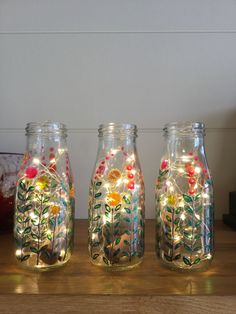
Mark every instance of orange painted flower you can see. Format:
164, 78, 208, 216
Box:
51, 205, 60, 215
107, 192, 121, 207
36, 175, 49, 190
108, 168, 121, 183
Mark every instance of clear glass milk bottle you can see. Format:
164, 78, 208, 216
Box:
156, 122, 214, 271
14, 122, 75, 270
88, 123, 145, 270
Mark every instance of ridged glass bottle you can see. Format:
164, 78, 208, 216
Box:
156, 122, 214, 271
14, 122, 75, 270
88, 123, 145, 270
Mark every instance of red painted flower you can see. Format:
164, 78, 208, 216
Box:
160, 159, 168, 170
25, 167, 38, 179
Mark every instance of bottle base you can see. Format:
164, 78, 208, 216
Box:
90, 256, 143, 271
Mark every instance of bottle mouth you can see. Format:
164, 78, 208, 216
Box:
98, 123, 137, 138
163, 121, 205, 137
26, 121, 67, 136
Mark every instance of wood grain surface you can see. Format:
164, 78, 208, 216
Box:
0, 220, 236, 313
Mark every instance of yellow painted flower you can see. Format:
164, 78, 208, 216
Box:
70, 184, 75, 198
107, 192, 121, 207
51, 205, 60, 216
108, 168, 121, 183
36, 176, 49, 190
167, 194, 178, 206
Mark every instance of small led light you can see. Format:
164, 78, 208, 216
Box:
178, 168, 184, 174
180, 213, 186, 221
195, 167, 201, 174
15, 249, 22, 256
33, 158, 40, 165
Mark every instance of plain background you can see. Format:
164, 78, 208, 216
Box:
0, 0, 236, 219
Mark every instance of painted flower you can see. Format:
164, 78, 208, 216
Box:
70, 184, 75, 198
160, 159, 168, 170
108, 168, 121, 183
36, 175, 49, 190
51, 205, 61, 216
107, 192, 121, 207
167, 194, 178, 206
25, 166, 38, 179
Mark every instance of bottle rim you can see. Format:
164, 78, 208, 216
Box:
25, 121, 67, 136
163, 121, 205, 136
98, 123, 137, 137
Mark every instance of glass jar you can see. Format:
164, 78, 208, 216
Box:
14, 122, 75, 270
88, 123, 145, 270
156, 122, 214, 271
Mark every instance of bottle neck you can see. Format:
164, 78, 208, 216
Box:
98, 135, 136, 154
26, 134, 68, 155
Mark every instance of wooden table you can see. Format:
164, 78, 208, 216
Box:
0, 220, 236, 313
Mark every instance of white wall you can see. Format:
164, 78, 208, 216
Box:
1, 0, 236, 219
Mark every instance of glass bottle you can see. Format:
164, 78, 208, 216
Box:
156, 122, 214, 271
14, 122, 75, 270
88, 123, 145, 270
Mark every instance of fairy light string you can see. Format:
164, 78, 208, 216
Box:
89, 145, 144, 267
156, 149, 213, 268
15, 145, 74, 267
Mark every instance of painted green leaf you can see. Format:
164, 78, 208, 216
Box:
183, 194, 193, 203
95, 192, 102, 198
56, 232, 64, 239
95, 181, 102, 187
43, 196, 50, 203
58, 216, 63, 224
184, 205, 193, 214
206, 179, 212, 186
124, 229, 131, 235
17, 192, 24, 201
24, 217, 30, 223
93, 215, 101, 221
16, 216, 23, 223
94, 204, 101, 209
174, 254, 181, 260
184, 243, 192, 252
103, 256, 109, 265
31, 233, 39, 240
166, 207, 172, 213
42, 206, 50, 214
194, 234, 202, 240
113, 248, 121, 257
175, 207, 182, 214
194, 246, 201, 252
114, 212, 121, 219
124, 207, 131, 214
165, 225, 171, 233
47, 234, 52, 241
17, 205, 24, 213
92, 253, 99, 259
19, 181, 26, 191
115, 238, 121, 245
166, 215, 172, 222
196, 205, 203, 212
24, 204, 32, 212
123, 251, 129, 257
41, 218, 47, 224
105, 204, 111, 212
159, 169, 168, 177
123, 217, 131, 223
114, 229, 119, 236
49, 218, 55, 227
175, 226, 181, 232
184, 232, 192, 239
26, 194, 33, 201
174, 217, 180, 225
27, 186, 35, 192
194, 193, 201, 201
134, 216, 138, 222
164, 254, 172, 262
21, 255, 30, 262
124, 240, 130, 246
123, 195, 131, 204
115, 204, 122, 211
183, 256, 192, 266
166, 242, 173, 249
195, 221, 202, 227
93, 227, 101, 233
24, 226, 31, 234
106, 221, 111, 228
194, 257, 201, 264
175, 242, 182, 250
22, 241, 31, 248
30, 247, 38, 254
114, 221, 120, 228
